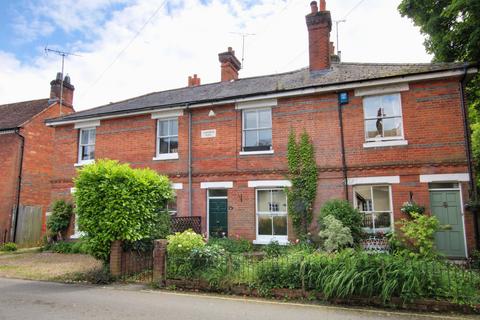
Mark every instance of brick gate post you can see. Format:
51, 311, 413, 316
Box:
110, 240, 122, 277
152, 239, 168, 286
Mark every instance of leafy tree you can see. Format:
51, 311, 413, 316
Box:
47, 199, 74, 241
398, 0, 480, 189
286, 130, 318, 239
74, 159, 173, 263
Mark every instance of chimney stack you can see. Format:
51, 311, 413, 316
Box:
218, 47, 241, 82
305, 1, 332, 72
49, 72, 75, 107
188, 74, 201, 87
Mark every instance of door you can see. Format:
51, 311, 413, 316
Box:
208, 190, 228, 238
429, 190, 466, 258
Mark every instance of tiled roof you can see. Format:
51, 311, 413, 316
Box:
47, 61, 468, 123
0, 98, 50, 130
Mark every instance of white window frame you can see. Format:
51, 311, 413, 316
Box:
154, 118, 179, 160
76, 127, 96, 166
254, 188, 288, 245
353, 184, 394, 235
363, 93, 406, 145
241, 107, 273, 154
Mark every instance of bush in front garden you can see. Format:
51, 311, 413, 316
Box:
74, 159, 173, 263
0, 242, 17, 252
255, 250, 480, 304
167, 230, 206, 278
47, 199, 74, 242
318, 199, 364, 244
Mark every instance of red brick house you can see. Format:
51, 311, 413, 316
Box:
46, 1, 478, 258
0, 74, 74, 245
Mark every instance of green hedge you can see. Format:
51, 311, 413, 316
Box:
74, 159, 173, 262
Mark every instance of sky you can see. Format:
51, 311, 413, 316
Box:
0, 0, 432, 111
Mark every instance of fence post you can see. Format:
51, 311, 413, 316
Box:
110, 240, 122, 277
153, 239, 168, 286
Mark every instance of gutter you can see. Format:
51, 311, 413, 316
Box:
12, 128, 25, 243
459, 63, 479, 249
45, 67, 479, 127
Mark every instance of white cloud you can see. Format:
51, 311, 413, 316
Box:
0, 0, 432, 111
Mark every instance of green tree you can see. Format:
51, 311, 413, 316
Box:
286, 130, 318, 239
74, 159, 173, 263
398, 0, 480, 189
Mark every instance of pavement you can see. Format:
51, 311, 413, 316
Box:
0, 278, 476, 320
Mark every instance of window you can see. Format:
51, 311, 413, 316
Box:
256, 189, 287, 242
78, 128, 95, 163
242, 108, 272, 152
166, 196, 177, 216
156, 118, 178, 157
353, 185, 392, 234
363, 93, 403, 142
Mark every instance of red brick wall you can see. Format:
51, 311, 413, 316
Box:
0, 133, 21, 243
50, 77, 475, 253
20, 103, 74, 235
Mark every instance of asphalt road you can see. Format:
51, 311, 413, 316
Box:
0, 278, 475, 320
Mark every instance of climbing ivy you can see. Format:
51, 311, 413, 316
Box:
286, 130, 318, 239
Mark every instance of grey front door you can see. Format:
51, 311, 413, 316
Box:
429, 190, 466, 258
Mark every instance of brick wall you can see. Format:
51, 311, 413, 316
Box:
0, 133, 21, 243
50, 77, 475, 253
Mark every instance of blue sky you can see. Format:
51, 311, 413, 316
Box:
0, 0, 431, 110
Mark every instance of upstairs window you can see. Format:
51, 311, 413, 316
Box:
363, 93, 403, 142
157, 118, 178, 156
78, 128, 95, 164
242, 108, 272, 152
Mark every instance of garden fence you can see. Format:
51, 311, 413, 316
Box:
171, 216, 202, 234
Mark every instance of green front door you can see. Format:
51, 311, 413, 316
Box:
429, 190, 466, 258
208, 192, 228, 238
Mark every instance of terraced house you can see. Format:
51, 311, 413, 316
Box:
46, 1, 478, 258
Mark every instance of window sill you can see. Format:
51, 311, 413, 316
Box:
153, 153, 179, 161
253, 237, 289, 245
74, 160, 95, 167
363, 140, 408, 148
239, 150, 274, 156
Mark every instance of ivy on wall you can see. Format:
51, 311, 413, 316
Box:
286, 130, 318, 239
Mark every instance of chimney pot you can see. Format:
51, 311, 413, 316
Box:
319, 0, 326, 11
188, 74, 201, 87
49, 73, 75, 106
310, 1, 318, 13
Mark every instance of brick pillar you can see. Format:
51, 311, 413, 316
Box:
110, 240, 122, 277
153, 239, 168, 286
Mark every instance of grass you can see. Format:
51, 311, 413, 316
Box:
0, 251, 103, 282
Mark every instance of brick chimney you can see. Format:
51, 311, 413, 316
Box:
218, 47, 241, 82
188, 74, 201, 87
305, 0, 332, 71
49, 72, 75, 106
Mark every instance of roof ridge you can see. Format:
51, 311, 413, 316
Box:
0, 98, 49, 109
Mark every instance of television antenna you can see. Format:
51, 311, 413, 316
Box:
229, 32, 256, 69
45, 47, 81, 115
334, 20, 346, 59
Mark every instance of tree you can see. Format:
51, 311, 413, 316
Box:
286, 130, 318, 239
399, 0, 480, 190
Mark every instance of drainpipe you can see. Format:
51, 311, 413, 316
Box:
13, 128, 25, 243
187, 105, 193, 217
459, 63, 479, 249
337, 97, 349, 201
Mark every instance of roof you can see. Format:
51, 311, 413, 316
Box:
47, 61, 471, 124
0, 98, 50, 130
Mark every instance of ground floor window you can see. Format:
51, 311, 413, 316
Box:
167, 196, 177, 216
256, 188, 288, 243
353, 185, 392, 234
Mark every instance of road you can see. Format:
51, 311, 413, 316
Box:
0, 278, 474, 320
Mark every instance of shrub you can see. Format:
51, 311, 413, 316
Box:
400, 201, 425, 217
166, 230, 205, 278
42, 240, 89, 254
395, 212, 440, 258
47, 199, 73, 241
262, 240, 286, 257
74, 159, 173, 263
318, 199, 363, 243
318, 215, 353, 252
0, 242, 17, 252
207, 237, 253, 254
